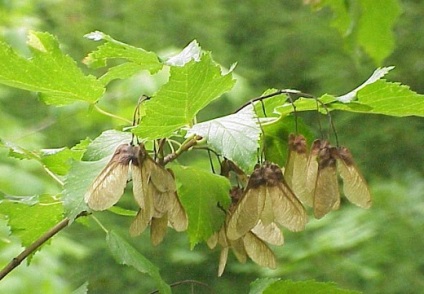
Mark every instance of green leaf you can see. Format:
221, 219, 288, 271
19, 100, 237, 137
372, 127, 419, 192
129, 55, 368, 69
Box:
313, 0, 400, 64
83, 130, 132, 161
63, 158, 109, 221
330, 80, 424, 117
337, 66, 395, 103
84, 31, 162, 84
261, 279, 361, 294
40, 147, 85, 176
0, 31, 104, 105
187, 105, 260, 172
356, 0, 401, 64
0, 194, 63, 255
249, 278, 280, 294
106, 231, 171, 294
262, 116, 314, 167
64, 130, 134, 221
171, 165, 231, 248
133, 53, 236, 140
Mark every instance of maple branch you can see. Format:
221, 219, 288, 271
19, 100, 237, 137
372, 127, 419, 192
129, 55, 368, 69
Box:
0, 212, 88, 281
163, 135, 201, 165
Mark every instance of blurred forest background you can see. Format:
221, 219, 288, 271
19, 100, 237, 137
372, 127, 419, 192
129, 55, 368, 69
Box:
0, 0, 424, 293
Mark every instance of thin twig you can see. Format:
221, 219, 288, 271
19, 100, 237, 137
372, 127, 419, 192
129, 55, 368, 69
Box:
163, 136, 201, 165
0, 212, 88, 281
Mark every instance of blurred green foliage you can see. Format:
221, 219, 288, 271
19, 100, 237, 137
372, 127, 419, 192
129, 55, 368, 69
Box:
0, 0, 423, 293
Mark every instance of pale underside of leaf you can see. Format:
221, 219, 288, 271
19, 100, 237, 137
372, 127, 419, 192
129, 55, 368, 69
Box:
313, 165, 340, 219
84, 162, 129, 211
187, 105, 261, 172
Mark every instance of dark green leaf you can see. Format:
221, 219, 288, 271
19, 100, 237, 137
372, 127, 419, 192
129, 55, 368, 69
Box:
171, 165, 231, 248
106, 231, 171, 294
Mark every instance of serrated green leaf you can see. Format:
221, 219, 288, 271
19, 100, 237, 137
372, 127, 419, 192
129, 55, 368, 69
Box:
0, 140, 39, 161
63, 158, 109, 221
330, 80, 424, 117
262, 279, 361, 294
249, 278, 280, 294
0, 31, 104, 106
83, 130, 132, 161
171, 165, 231, 248
0, 194, 63, 254
187, 105, 260, 173
84, 31, 162, 83
133, 53, 235, 140
40, 147, 85, 176
106, 231, 171, 294
337, 66, 395, 103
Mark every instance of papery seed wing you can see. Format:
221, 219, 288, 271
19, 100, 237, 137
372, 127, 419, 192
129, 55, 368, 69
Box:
284, 134, 309, 204
259, 186, 275, 226
84, 144, 135, 211
150, 214, 168, 246
168, 192, 188, 232
242, 232, 277, 269
226, 187, 266, 240
207, 232, 219, 249
129, 209, 150, 237
269, 182, 307, 232
218, 247, 229, 277
336, 147, 372, 208
304, 140, 324, 207
229, 238, 247, 264
313, 148, 340, 219
132, 164, 155, 222
149, 160, 176, 193
251, 220, 284, 246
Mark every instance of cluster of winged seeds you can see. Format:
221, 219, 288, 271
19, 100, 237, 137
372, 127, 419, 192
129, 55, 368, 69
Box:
208, 134, 371, 275
84, 134, 371, 276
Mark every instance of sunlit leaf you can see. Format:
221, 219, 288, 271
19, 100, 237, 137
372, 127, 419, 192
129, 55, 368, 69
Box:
40, 147, 85, 176
83, 130, 132, 161
84, 31, 162, 82
187, 105, 260, 172
0, 194, 63, 258
106, 231, 171, 294
133, 53, 235, 140
337, 66, 395, 103
0, 31, 104, 105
